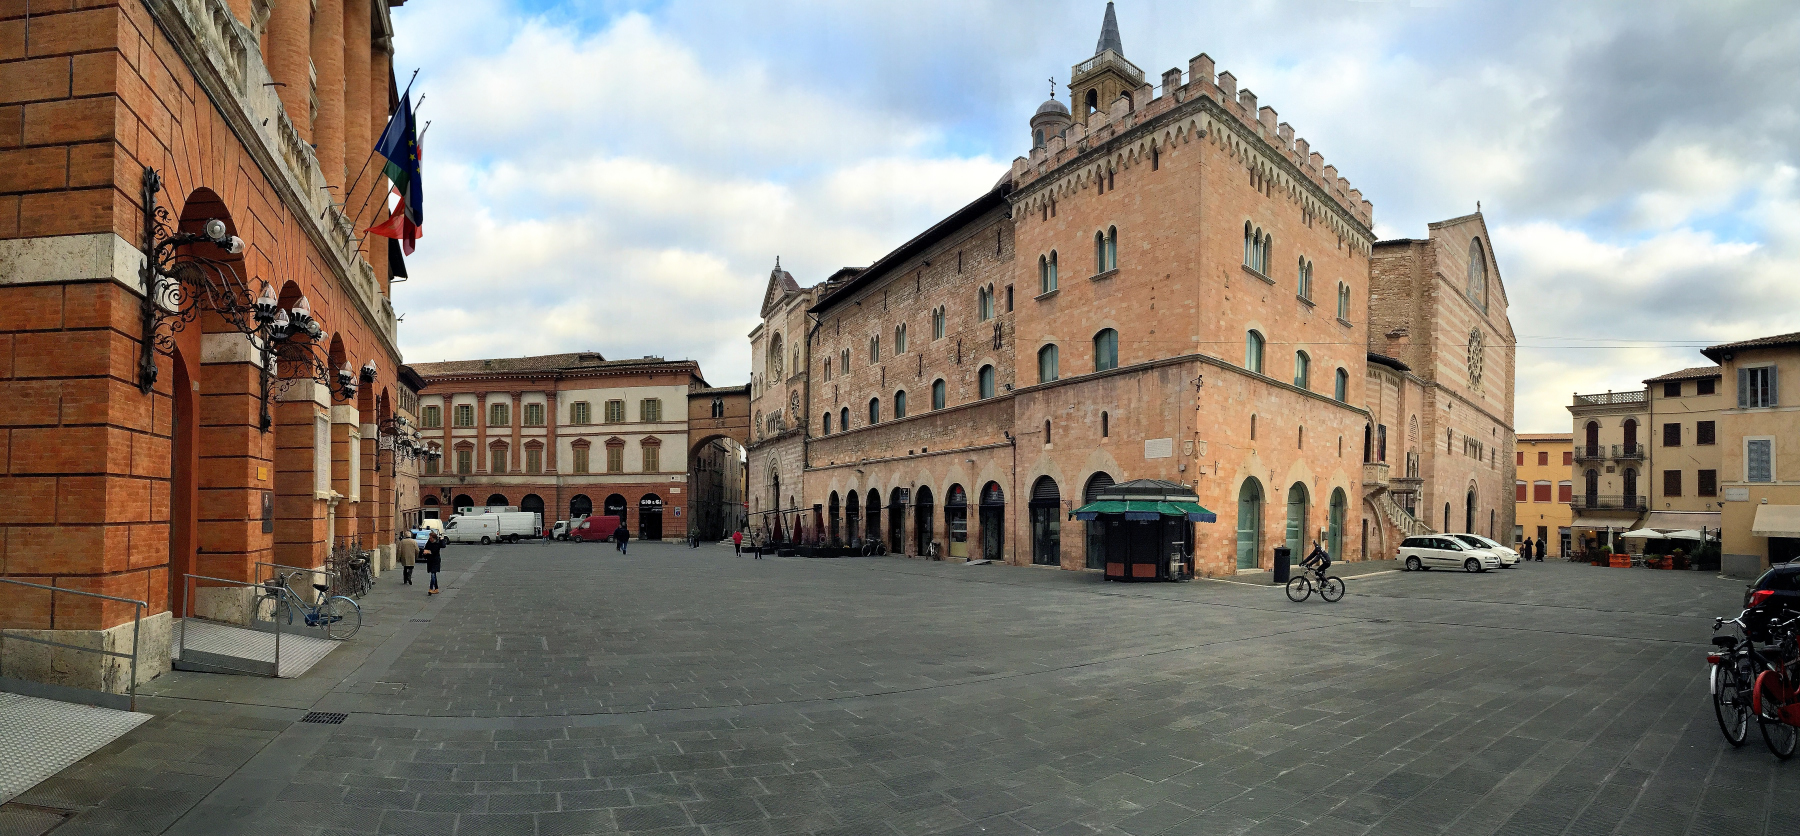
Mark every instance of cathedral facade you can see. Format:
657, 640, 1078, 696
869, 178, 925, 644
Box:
745, 5, 1515, 573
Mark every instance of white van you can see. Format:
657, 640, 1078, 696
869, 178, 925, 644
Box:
1399, 535, 1502, 573
444, 512, 542, 544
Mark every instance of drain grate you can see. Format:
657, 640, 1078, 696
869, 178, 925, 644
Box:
0, 803, 73, 836
1367, 618, 1391, 624
410, 618, 432, 622
299, 712, 348, 725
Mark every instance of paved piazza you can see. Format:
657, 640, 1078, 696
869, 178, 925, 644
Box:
15, 543, 1792, 836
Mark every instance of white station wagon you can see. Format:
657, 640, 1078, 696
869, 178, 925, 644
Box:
1399, 535, 1503, 573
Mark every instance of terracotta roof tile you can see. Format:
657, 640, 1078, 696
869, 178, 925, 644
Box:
1703, 331, 1800, 361
1643, 365, 1722, 383
410, 353, 694, 378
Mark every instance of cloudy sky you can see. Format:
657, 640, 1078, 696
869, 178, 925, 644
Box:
388, 0, 1800, 433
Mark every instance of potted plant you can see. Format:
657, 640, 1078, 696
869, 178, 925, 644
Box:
1671, 548, 1688, 571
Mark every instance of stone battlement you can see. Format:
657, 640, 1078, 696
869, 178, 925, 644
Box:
1013, 53, 1373, 233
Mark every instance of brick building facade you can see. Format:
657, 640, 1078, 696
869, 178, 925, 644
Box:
745, 5, 1516, 574
2, 0, 413, 690
411, 354, 748, 542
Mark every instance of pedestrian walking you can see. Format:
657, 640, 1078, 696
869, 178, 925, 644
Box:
397, 529, 419, 585
1536, 536, 1546, 561
1520, 539, 1533, 562
732, 530, 743, 556
614, 524, 630, 554
424, 531, 444, 595
753, 532, 763, 560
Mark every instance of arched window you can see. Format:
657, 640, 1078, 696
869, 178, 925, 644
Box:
1245, 330, 1265, 374
1328, 489, 1346, 560
932, 306, 946, 339
1044, 419, 1052, 444
711, 397, 723, 418
840, 406, 849, 431
1297, 257, 1312, 300
1040, 251, 1059, 294
1033, 128, 1044, 148
1095, 231, 1107, 275
1293, 351, 1310, 390
839, 348, 850, 375
1038, 344, 1059, 383
1261, 233, 1272, 274
868, 398, 880, 425
869, 335, 879, 363
893, 390, 907, 419
1101, 411, 1109, 437
1285, 482, 1310, 560
1337, 282, 1350, 319
1243, 222, 1255, 268
1105, 226, 1117, 271
1084, 88, 1098, 115
978, 285, 995, 321
979, 365, 996, 399
894, 323, 907, 355
1468, 238, 1488, 311
931, 379, 946, 410
1094, 329, 1118, 371
822, 412, 832, 434
1236, 478, 1263, 569
1334, 368, 1348, 402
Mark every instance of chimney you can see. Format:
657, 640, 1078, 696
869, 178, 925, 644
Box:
1189, 54, 1215, 91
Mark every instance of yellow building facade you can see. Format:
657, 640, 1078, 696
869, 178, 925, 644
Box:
1514, 433, 1572, 556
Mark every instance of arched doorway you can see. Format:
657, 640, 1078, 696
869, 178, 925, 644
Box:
1328, 489, 1347, 559
945, 485, 968, 558
519, 494, 544, 521
914, 486, 934, 556
485, 493, 509, 508
980, 482, 1005, 561
604, 493, 627, 524
1584, 421, 1599, 457
888, 488, 907, 554
1082, 472, 1115, 569
422, 495, 440, 507
639, 494, 664, 540
828, 492, 841, 544
569, 494, 592, 519
453, 494, 474, 513
866, 489, 881, 545
1030, 476, 1061, 566
1623, 419, 1638, 455
1236, 479, 1263, 569
1465, 487, 1476, 533
1285, 482, 1310, 559
846, 490, 861, 546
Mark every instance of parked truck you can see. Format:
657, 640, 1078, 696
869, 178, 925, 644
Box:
443, 511, 543, 544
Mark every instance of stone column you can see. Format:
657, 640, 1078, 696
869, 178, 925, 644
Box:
312, 0, 347, 187
343, 0, 374, 234
476, 394, 489, 472
545, 391, 560, 473
275, 383, 331, 571
266, 0, 313, 142
331, 404, 362, 543
510, 391, 523, 471
197, 333, 276, 588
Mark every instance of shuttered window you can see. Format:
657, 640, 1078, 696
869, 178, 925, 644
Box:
1698, 470, 1718, 497
1664, 470, 1682, 497
1663, 423, 1680, 447
1748, 440, 1773, 482
1697, 421, 1715, 445
1740, 366, 1777, 408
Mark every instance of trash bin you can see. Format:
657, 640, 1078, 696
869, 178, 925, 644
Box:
1273, 546, 1291, 584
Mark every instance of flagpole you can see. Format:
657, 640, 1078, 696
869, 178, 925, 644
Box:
351, 115, 429, 251
343, 73, 422, 224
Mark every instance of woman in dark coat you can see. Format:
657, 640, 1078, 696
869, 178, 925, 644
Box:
424, 532, 445, 594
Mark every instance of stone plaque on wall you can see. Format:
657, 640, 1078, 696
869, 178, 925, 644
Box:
1144, 438, 1173, 459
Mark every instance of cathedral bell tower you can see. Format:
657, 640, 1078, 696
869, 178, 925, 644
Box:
1070, 2, 1145, 124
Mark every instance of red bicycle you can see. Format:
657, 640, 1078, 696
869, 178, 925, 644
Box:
1751, 614, 1800, 759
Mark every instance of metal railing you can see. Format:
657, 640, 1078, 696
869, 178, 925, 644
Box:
0, 578, 145, 711
1614, 443, 1646, 460
1570, 494, 1647, 512
254, 562, 336, 609
1573, 444, 1606, 460
179, 573, 288, 678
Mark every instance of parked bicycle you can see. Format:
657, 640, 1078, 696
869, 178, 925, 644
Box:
1710, 608, 1800, 757
1752, 613, 1800, 759
257, 571, 362, 640
1710, 610, 1769, 747
1286, 542, 1345, 603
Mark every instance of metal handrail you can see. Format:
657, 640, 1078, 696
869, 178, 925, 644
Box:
0, 578, 145, 711
180, 573, 289, 678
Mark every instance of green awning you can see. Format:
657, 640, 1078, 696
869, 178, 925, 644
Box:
1071, 499, 1216, 523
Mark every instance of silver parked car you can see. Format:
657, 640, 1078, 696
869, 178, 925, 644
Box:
1449, 534, 1520, 567
1399, 535, 1502, 573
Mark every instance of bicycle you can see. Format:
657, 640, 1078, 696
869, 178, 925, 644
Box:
1709, 610, 1772, 747
860, 539, 886, 557
1751, 613, 1800, 759
1285, 543, 1345, 603
257, 571, 362, 640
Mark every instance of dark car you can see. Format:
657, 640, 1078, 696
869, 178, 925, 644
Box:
1744, 563, 1800, 612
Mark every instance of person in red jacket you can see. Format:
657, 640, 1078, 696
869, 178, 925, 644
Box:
732, 530, 743, 556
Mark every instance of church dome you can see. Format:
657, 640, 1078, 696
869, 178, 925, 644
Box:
1035, 97, 1070, 117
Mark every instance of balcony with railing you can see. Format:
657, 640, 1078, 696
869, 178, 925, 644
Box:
1573, 390, 1647, 407
1389, 476, 1423, 495
1614, 443, 1646, 460
1362, 462, 1390, 489
1072, 49, 1144, 82
1570, 494, 1647, 512
1573, 444, 1607, 461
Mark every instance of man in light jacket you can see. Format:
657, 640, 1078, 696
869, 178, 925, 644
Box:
397, 530, 419, 585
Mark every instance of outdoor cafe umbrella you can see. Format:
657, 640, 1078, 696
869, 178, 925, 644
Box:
1664, 529, 1708, 540
1619, 528, 1669, 539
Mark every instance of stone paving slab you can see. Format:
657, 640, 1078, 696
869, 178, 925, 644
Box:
8, 544, 1786, 835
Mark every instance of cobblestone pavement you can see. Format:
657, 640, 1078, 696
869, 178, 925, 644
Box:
11, 543, 1791, 836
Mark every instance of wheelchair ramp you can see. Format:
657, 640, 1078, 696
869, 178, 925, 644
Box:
0, 692, 150, 804
171, 619, 338, 678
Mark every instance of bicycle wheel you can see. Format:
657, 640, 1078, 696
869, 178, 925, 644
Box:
318, 596, 362, 640
1755, 673, 1797, 760
1713, 660, 1751, 747
1285, 576, 1311, 602
1320, 576, 1346, 602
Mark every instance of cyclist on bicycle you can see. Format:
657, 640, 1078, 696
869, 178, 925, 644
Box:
1301, 541, 1331, 576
